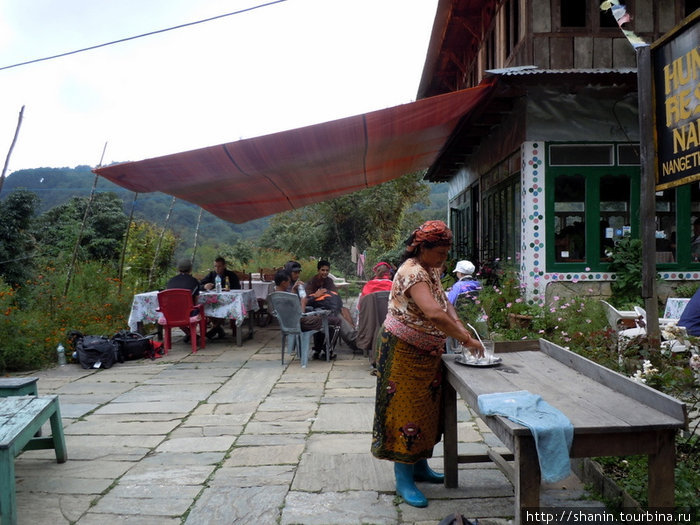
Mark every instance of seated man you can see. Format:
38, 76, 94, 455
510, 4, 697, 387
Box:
305, 260, 357, 353
166, 259, 200, 343
273, 270, 323, 332
275, 269, 336, 359
199, 256, 241, 339
678, 287, 700, 337
283, 260, 304, 296
447, 260, 482, 305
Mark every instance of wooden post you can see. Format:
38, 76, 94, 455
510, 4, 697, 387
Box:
636, 46, 660, 347
0, 106, 24, 195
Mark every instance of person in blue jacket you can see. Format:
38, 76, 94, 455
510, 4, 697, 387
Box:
678, 287, 700, 336
447, 260, 481, 305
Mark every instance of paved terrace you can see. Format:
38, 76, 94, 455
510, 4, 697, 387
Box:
10, 323, 604, 525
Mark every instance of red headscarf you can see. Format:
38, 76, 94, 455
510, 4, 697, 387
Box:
406, 220, 453, 253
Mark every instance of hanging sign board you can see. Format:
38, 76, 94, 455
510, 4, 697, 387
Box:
653, 11, 700, 191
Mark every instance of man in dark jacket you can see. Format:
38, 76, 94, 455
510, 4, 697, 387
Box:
166, 259, 200, 343
200, 256, 241, 291
199, 256, 241, 340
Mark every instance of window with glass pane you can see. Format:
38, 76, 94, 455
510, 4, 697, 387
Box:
691, 184, 700, 262
655, 188, 677, 263
554, 174, 586, 261
599, 174, 631, 262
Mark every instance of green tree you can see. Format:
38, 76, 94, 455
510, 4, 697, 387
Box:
123, 220, 177, 291
33, 192, 129, 262
260, 173, 430, 276
0, 190, 39, 287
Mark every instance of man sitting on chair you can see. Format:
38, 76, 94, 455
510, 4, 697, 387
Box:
273, 270, 322, 332
166, 259, 200, 343
199, 256, 241, 340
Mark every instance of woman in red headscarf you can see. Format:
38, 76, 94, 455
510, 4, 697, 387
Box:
358, 262, 394, 307
371, 220, 483, 508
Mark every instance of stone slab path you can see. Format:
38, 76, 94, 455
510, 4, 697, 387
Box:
9, 324, 604, 525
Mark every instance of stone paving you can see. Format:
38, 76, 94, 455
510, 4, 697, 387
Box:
8, 323, 603, 525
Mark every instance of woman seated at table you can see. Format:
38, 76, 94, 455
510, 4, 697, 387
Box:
199, 256, 241, 340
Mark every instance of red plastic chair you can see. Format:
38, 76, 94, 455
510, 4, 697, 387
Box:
156, 289, 206, 353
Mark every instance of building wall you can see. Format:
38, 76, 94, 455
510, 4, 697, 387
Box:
519, 141, 700, 303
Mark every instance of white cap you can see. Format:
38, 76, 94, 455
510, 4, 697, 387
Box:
453, 260, 475, 276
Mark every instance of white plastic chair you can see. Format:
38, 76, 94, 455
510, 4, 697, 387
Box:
268, 292, 329, 368
600, 300, 637, 331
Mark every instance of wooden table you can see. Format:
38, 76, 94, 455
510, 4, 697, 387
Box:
442, 339, 687, 523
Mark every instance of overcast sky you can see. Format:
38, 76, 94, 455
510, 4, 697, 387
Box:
1, 0, 438, 175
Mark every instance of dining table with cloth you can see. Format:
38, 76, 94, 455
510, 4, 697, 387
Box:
128, 289, 259, 346
242, 280, 275, 301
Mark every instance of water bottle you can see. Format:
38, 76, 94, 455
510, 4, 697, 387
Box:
297, 282, 306, 299
56, 343, 67, 366
215, 275, 222, 293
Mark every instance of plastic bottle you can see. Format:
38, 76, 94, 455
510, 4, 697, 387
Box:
297, 282, 306, 299
215, 275, 222, 293
57, 343, 67, 366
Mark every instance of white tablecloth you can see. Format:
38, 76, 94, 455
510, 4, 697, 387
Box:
242, 280, 275, 301
128, 289, 258, 332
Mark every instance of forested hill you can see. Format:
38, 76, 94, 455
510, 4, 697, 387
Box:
2, 166, 448, 244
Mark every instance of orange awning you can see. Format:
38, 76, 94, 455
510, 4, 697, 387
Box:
94, 79, 495, 224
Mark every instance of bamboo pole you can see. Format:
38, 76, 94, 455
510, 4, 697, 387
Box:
117, 192, 139, 294
191, 207, 204, 265
0, 105, 25, 195
147, 196, 176, 289
63, 142, 108, 297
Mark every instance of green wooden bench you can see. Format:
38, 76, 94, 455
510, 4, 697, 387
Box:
0, 395, 67, 525
0, 378, 39, 398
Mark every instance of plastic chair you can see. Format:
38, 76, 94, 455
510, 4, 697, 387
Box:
600, 300, 637, 331
356, 291, 389, 362
156, 289, 206, 354
268, 291, 329, 368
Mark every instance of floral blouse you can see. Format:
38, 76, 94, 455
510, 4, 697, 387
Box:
388, 258, 449, 338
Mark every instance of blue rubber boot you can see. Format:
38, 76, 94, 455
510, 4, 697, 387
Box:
394, 462, 428, 507
413, 458, 445, 483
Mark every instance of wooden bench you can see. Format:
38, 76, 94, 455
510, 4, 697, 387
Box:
0, 378, 39, 398
442, 339, 687, 524
0, 396, 67, 525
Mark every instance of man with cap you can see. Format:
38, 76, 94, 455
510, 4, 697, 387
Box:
447, 260, 482, 305
166, 259, 201, 343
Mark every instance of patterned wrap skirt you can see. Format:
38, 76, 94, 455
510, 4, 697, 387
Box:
371, 327, 444, 463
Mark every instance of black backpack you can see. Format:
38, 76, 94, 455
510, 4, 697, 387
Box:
112, 330, 156, 361
73, 334, 120, 369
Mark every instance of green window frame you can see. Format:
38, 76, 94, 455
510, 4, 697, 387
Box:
546, 158, 641, 273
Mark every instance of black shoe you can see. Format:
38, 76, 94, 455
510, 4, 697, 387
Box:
312, 351, 321, 360
206, 328, 219, 340
183, 334, 191, 343
319, 351, 336, 361
217, 326, 226, 339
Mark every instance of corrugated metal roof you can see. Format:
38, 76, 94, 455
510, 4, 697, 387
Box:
484, 66, 637, 76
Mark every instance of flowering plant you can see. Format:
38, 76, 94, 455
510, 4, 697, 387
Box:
630, 359, 659, 384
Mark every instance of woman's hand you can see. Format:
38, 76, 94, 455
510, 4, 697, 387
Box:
461, 334, 484, 358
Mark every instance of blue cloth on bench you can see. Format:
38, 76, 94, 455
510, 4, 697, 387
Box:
478, 390, 573, 483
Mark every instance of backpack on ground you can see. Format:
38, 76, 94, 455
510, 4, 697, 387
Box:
112, 330, 156, 361
71, 333, 120, 369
